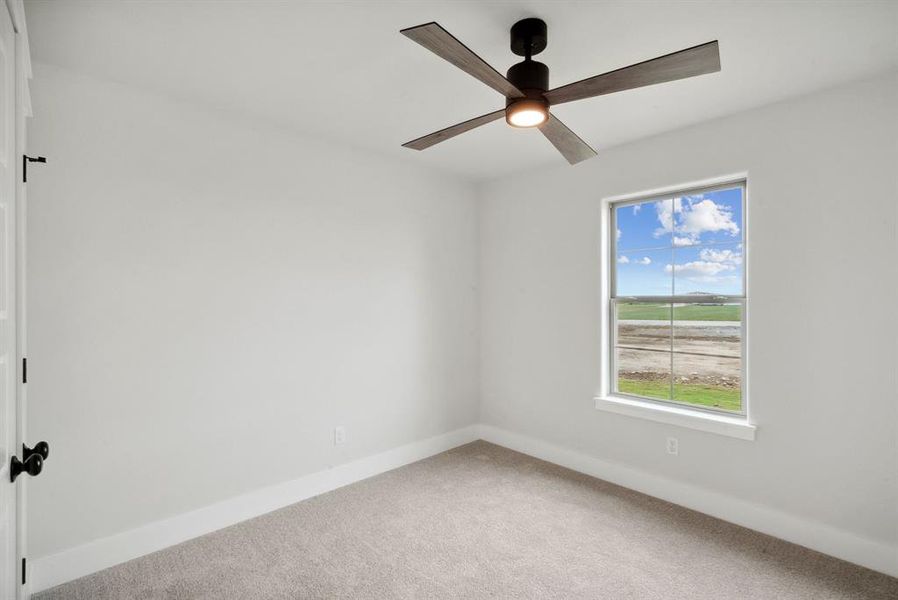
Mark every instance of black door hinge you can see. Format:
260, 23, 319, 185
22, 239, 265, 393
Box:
22, 357, 26, 384
23, 155, 46, 183
21, 557, 25, 585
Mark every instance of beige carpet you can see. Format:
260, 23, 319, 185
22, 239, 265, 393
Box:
37, 441, 898, 599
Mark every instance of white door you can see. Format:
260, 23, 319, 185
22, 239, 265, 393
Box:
0, 3, 17, 598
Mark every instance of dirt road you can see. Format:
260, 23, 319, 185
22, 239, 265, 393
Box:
616, 321, 741, 387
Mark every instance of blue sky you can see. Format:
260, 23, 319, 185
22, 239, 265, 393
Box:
615, 187, 743, 296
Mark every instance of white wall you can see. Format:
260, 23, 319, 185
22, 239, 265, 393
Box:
26, 63, 480, 559
479, 74, 898, 559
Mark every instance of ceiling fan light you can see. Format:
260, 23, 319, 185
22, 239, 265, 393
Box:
506, 99, 548, 128
509, 108, 547, 127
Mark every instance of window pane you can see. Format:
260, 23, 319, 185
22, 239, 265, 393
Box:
671, 242, 743, 297
672, 303, 742, 412
615, 198, 672, 251
615, 301, 671, 401
615, 248, 673, 297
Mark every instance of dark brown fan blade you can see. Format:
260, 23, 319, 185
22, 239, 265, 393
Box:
538, 113, 597, 165
401, 22, 524, 98
403, 109, 506, 150
545, 41, 720, 106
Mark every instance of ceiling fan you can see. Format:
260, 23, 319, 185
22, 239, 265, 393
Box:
400, 18, 720, 165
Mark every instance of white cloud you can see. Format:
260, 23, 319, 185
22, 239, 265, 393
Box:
679, 199, 739, 237
619, 255, 652, 265
616, 228, 622, 241
664, 247, 742, 284
664, 261, 735, 276
699, 248, 742, 264
654, 196, 739, 244
653, 198, 682, 238
632, 204, 641, 214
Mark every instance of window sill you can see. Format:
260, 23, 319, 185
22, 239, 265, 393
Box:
594, 395, 756, 441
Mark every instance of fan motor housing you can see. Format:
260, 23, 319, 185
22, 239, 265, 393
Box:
506, 60, 549, 94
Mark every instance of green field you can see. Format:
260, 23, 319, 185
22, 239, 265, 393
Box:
618, 379, 741, 411
618, 303, 740, 321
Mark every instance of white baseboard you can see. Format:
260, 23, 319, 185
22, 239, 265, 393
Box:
477, 423, 898, 578
30, 422, 897, 594
30, 425, 480, 594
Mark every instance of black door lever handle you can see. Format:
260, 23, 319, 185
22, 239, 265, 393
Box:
10, 454, 42, 482
24, 441, 49, 462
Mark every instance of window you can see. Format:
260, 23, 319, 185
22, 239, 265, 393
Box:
609, 181, 746, 415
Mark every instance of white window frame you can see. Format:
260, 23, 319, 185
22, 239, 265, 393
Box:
595, 174, 755, 440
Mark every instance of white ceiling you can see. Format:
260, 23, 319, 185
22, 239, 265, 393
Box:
24, 1, 898, 182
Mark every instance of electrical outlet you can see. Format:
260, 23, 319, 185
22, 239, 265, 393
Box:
666, 437, 678, 455
334, 426, 346, 445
